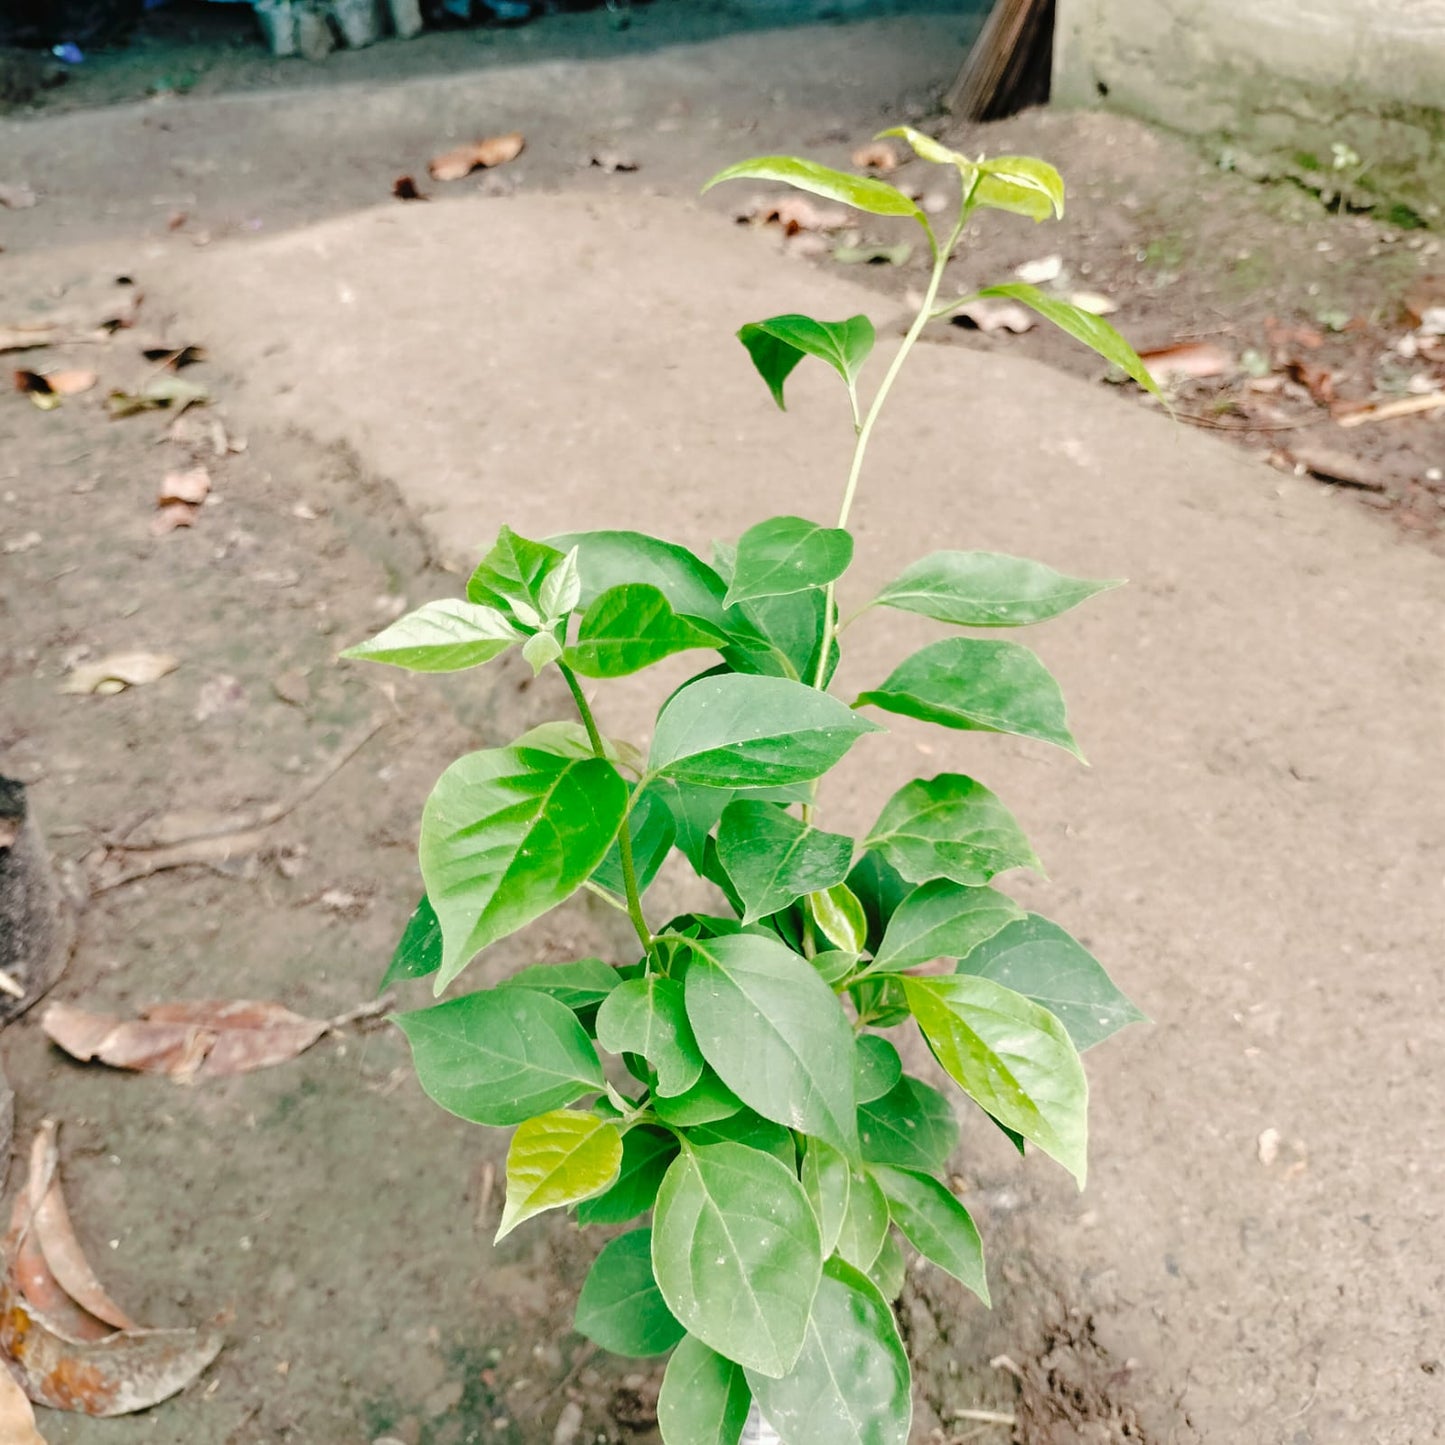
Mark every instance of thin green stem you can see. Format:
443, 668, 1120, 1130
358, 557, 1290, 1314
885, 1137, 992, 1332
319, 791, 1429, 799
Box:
560, 664, 653, 952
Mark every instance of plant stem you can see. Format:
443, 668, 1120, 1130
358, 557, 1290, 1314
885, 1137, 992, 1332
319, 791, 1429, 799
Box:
560, 664, 653, 952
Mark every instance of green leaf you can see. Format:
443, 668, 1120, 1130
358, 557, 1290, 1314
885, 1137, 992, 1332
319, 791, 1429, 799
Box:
877, 129, 1064, 221
684, 933, 859, 1156
808, 882, 868, 954
592, 784, 676, 897
872, 1165, 988, 1304
854, 1035, 902, 1105
730, 586, 835, 685
420, 746, 629, 987
849, 976, 910, 1029
652, 1067, 744, 1127
864, 774, 1040, 887
872, 551, 1121, 628
381, 894, 442, 988
564, 584, 723, 678
575, 1228, 685, 1357
867, 1229, 906, 1302
658, 1336, 752, 1445
956, 912, 1145, 1051
596, 977, 705, 1098
715, 801, 853, 924
855, 636, 1080, 758
904, 975, 1089, 1185
497, 1110, 622, 1241
811, 949, 859, 986
745, 1259, 911, 1445
521, 629, 562, 675
499, 957, 621, 1013
512, 720, 644, 773
847, 853, 911, 956
577, 1125, 679, 1225
651, 675, 880, 789
466, 526, 566, 616
340, 599, 521, 673
868, 879, 1024, 973
976, 283, 1160, 397
834, 1167, 889, 1271
725, 516, 854, 608
802, 1138, 852, 1257
652, 1142, 822, 1378
704, 155, 928, 226
687, 1109, 796, 1166
538, 545, 581, 622
397, 989, 604, 1126
738, 314, 875, 409
858, 1074, 958, 1173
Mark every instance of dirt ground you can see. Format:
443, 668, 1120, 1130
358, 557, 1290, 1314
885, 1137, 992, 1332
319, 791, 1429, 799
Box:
1, 6, 1443, 1444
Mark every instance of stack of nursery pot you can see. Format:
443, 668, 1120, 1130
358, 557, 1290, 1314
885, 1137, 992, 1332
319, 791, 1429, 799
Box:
342, 129, 1153, 1445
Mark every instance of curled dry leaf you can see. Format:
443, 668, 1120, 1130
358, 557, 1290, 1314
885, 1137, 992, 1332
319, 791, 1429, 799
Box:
1136, 340, 1233, 383
589, 151, 639, 174
42, 999, 330, 1081
393, 175, 428, 201
12, 371, 60, 411
1068, 291, 1117, 316
158, 466, 210, 507
1014, 255, 1063, 285
0, 1366, 44, 1445
1284, 358, 1336, 407
61, 653, 178, 696
951, 299, 1036, 335
150, 504, 197, 536
850, 141, 899, 173
428, 132, 525, 181
736, 194, 852, 235
0, 326, 61, 354
107, 375, 208, 420
140, 345, 207, 370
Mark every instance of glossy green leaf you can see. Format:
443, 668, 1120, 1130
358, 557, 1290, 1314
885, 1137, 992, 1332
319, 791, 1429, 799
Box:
867, 1229, 906, 1302
497, 1110, 622, 1240
854, 1035, 902, 1106
577, 1125, 679, 1225
726, 516, 854, 608
652, 1142, 822, 1378
397, 989, 603, 1126
745, 1259, 911, 1445
565, 583, 723, 678
420, 746, 629, 987
872, 550, 1120, 628
652, 1067, 745, 1127
868, 879, 1023, 974
858, 1074, 958, 1173
847, 853, 910, 956
849, 976, 910, 1029
340, 599, 520, 673
466, 526, 566, 616
877, 129, 1064, 221
872, 1166, 988, 1303
512, 720, 644, 772
499, 957, 621, 1013
716, 801, 853, 924
592, 784, 676, 898
381, 894, 442, 988
537, 545, 581, 622
977, 283, 1160, 397
521, 629, 562, 675
684, 933, 859, 1155
738, 314, 875, 410
597, 977, 705, 1098
808, 882, 868, 955
812, 949, 859, 986
705, 155, 928, 225
687, 1109, 796, 1166
651, 675, 880, 788
864, 774, 1040, 887
802, 1138, 852, 1257
834, 1167, 889, 1271
658, 1336, 752, 1445
575, 1228, 685, 1357
730, 586, 835, 685
956, 912, 1145, 1051
855, 636, 1080, 759
904, 975, 1088, 1185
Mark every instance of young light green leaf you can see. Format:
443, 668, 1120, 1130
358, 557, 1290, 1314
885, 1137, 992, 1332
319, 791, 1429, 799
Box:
808, 882, 868, 955
868, 879, 1024, 974
955, 912, 1146, 1051
496, 1110, 622, 1241
684, 933, 859, 1156
854, 637, 1081, 759
872, 551, 1122, 628
658, 1336, 752, 1445
744, 1259, 911, 1445
875, 125, 965, 169
592, 784, 677, 897
596, 976, 705, 1098
340, 599, 521, 673
725, 516, 854, 607
537, 544, 581, 622
564, 584, 724, 678
381, 894, 442, 988
397, 989, 604, 1126
974, 156, 1067, 221
652, 1142, 822, 1378
834, 1167, 889, 1271
651, 675, 880, 789
716, 801, 853, 924
976, 283, 1160, 397
871, 1165, 988, 1304
737, 314, 875, 410
499, 957, 621, 1013
904, 974, 1089, 1185
854, 1034, 902, 1106
575, 1228, 685, 1357
521, 630, 562, 675
651, 1067, 745, 1127
864, 774, 1040, 887
811, 949, 859, 986
577, 1125, 679, 1225
466, 526, 566, 616
704, 155, 928, 226
802, 1138, 852, 1257
867, 1229, 906, 1302
420, 746, 628, 987
858, 1074, 958, 1174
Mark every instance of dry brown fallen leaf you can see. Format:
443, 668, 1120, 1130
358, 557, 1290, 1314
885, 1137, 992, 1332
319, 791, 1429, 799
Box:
158, 466, 210, 507
0, 325, 61, 354
43, 999, 330, 1081
1136, 340, 1234, 382
151, 503, 196, 536
737, 194, 852, 235
1334, 391, 1445, 428
589, 151, 639, 174
140, 344, 206, 370
12, 370, 60, 410
428, 131, 525, 181
850, 141, 899, 173
393, 175, 428, 201
951, 299, 1036, 335
61, 653, 178, 696
0, 1364, 44, 1445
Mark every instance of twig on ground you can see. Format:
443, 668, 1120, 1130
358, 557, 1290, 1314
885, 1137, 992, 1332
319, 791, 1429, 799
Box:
326, 994, 395, 1032
952, 1409, 1017, 1426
